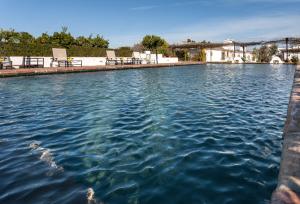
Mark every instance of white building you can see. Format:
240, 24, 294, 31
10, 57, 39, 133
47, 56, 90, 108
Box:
279, 45, 300, 62
205, 40, 255, 63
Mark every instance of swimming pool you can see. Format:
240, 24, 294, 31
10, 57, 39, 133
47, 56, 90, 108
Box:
0, 64, 295, 204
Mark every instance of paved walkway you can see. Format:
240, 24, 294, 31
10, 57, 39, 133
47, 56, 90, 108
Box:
0, 62, 203, 78
272, 65, 300, 204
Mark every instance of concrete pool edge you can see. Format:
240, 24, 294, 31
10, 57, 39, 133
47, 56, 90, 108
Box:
0, 62, 203, 78
272, 65, 300, 204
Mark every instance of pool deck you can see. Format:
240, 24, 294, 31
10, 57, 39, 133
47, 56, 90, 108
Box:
272, 65, 300, 204
0, 62, 203, 78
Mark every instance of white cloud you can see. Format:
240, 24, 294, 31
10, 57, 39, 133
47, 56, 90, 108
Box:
130, 0, 300, 10
159, 14, 300, 43
234, 0, 300, 2
109, 11, 300, 47
130, 5, 158, 11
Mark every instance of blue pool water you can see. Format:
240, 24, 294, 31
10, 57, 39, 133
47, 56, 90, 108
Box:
0, 64, 295, 204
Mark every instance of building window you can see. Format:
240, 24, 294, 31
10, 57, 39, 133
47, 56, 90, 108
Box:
221, 52, 225, 60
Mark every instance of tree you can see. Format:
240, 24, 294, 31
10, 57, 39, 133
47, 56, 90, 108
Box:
175, 50, 186, 61
158, 41, 172, 57
0, 29, 19, 43
0, 27, 111, 56
76, 36, 92, 47
187, 39, 195, 43
255, 44, 278, 63
36, 33, 51, 44
291, 56, 299, 64
51, 27, 75, 48
269, 44, 278, 57
142, 35, 167, 64
132, 43, 144, 52
258, 45, 269, 62
18, 32, 35, 44
252, 48, 258, 62
200, 48, 206, 62
90, 35, 109, 48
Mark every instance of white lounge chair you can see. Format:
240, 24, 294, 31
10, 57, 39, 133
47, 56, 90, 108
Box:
106, 50, 122, 65
51, 48, 82, 67
106, 50, 134, 65
0, 57, 13, 69
132, 52, 142, 64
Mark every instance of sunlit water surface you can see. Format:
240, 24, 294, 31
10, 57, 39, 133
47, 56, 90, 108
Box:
0, 64, 295, 204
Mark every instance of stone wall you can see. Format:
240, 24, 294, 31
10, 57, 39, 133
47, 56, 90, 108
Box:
272, 65, 300, 204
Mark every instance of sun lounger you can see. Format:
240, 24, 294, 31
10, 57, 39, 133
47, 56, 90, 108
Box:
132, 52, 143, 64
51, 48, 82, 67
0, 57, 13, 69
106, 50, 122, 65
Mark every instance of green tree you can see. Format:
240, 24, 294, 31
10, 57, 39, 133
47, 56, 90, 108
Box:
268, 44, 278, 57
252, 48, 258, 62
36, 33, 51, 44
51, 27, 75, 48
200, 48, 206, 62
75, 36, 92, 47
255, 44, 278, 63
157, 41, 173, 57
142, 35, 167, 64
18, 32, 35, 44
175, 50, 186, 61
0, 27, 110, 56
0, 29, 19, 43
258, 45, 269, 62
132, 43, 144, 52
90, 35, 109, 48
291, 56, 299, 64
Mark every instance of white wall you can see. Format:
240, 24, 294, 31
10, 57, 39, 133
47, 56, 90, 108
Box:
285, 53, 300, 61
157, 57, 178, 64
205, 49, 255, 63
8, 56, 178, 68
206, 50, 222, 62
9, 57, 53, 68
71, 57, 106, 66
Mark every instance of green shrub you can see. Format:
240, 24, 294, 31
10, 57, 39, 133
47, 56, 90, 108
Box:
0, 43, 133, 57
0, 43, 52, 56
0, 28, 111, 57
115, 47, 132, 57
175, 50, 186, 61
291, 56, 299, 64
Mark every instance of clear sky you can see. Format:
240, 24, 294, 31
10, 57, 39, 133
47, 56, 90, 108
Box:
1, 0, 300, 47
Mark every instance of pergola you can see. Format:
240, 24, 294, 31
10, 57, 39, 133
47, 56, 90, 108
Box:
170, 37, 300, 61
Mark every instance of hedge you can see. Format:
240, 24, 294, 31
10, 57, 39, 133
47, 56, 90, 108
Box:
0, 43, 132, 57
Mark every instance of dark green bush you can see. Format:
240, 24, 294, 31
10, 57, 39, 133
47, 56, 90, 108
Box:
291, 56, 299, 64
0, 43, 132, 57
115, 47, 132, 57
0, 43, 52, 56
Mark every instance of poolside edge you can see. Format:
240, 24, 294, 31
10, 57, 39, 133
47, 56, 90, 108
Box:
0, 62, 203, 78
272, 65, 300, 204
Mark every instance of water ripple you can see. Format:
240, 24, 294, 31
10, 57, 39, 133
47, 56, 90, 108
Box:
0, 64, 295, 204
